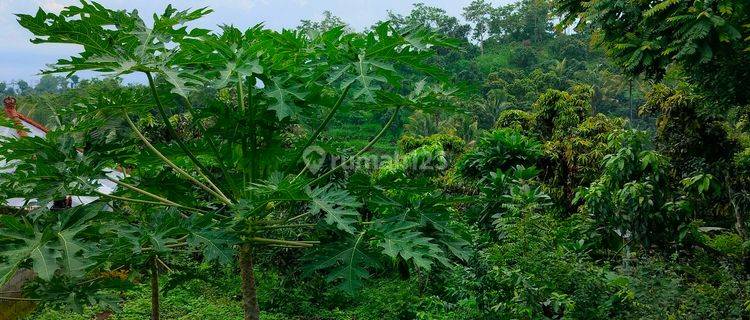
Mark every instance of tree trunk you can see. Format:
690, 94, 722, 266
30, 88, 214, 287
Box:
150, 259, 160, 320
727, 177, 750, 276
733, 200, 750, 276
239, 244, 260, 320
629, 79, 634, 123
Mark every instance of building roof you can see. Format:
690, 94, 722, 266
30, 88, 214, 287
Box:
2, 96, 124, 208
3, 96, 49, 137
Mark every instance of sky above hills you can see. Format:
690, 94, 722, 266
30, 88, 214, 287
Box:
0, 0, 512, 85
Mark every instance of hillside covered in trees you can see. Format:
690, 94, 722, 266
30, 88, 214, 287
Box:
1, 1, 749, 319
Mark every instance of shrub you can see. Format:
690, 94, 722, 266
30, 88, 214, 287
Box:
398, 133, 465, 154
532, 89, 588, 138
457, 128, 542, 179
374, 143, 448, 182
708, 233, 744, 257
577, 130, 680, 247
473, 212, 621, 319
494, 109, 534, 131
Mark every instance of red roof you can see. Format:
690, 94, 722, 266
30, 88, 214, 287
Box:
3, 96, 50, 137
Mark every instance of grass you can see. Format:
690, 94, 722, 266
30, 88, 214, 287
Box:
27, 269, 479, 320
326, 122, 400, 156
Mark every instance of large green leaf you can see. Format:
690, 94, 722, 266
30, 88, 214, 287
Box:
306, 232, 379, 295
185, 214, 237, 265
338, 54, 392, 103
375, 221, 447, 270
16, 2, 211, 77
30, 245, 60, 281
54, 225, 91, 275
265, 77, 307, 120
306, 184, 362, 234
0, 206, 102, 284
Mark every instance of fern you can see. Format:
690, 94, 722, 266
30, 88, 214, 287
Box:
644, 0, 679, 18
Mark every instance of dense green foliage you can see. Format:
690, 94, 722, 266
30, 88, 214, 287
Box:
1, 0, 749, 319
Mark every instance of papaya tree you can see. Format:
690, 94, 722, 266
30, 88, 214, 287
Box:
1, 1, 469, 319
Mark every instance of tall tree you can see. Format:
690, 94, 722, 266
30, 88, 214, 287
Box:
387, 3, 471, 41
298, 10, 350, 34
15, 80, 30, 95
3, 2, 469, 320
492, 0, 553, 43
463, 0, 494, 54
34, 75, 69, 93
556, 0, 750, 107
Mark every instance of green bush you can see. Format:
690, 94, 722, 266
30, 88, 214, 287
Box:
494, 109, 534, 131
375, 143, 448, 182
398, 133, 465, 154
708, 233, 744, 257
457, 128, 542, 179
452, 212, 623, 319
474, 50, 512, 74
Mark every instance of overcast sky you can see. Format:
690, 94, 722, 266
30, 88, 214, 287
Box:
0, 0, 513, 85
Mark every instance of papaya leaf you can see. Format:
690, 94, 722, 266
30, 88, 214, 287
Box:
375, 221, 446, 270
306, 184, 361, 234
265, 77, 306, 120
0, 205, 103, 284
305, 232, 379, 295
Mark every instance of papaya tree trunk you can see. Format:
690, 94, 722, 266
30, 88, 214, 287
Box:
151, 258, 160, 320
239, 244, 260, 320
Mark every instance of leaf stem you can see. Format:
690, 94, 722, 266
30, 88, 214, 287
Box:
250, 85, 259, 184
238, 75, 250, 186
308, 106, 401, 185
78, 177, 202, 216
286, 212, 309, 222
146, 72, 224, 200
246, 77, 259, 188
259, 223, 316, 230
146, 71, 221, 193
105, 178, 205, 214
249, 237, 316, 247
124, 113, 233, 205
95, 191, 191, 218
181, 98, 239, 199
290, 83, 352, 171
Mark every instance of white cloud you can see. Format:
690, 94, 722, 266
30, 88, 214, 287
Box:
0, 0, 515, 83
36, 0, 68, 13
